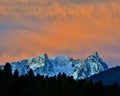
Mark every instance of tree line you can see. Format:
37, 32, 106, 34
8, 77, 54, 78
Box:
0, 63, 120, 96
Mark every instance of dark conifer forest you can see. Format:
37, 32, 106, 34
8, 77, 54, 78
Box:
0, 63, 120, 96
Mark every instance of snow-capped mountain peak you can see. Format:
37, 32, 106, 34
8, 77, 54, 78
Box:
27, 53, 49, 70
72, 52, 108, 80
87, 52, 99, 60
0, 52, 108, 79
93, 52, 99, 58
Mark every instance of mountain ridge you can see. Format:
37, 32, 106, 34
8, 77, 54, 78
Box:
88, 66, 120, 86
0, 52, 108, 80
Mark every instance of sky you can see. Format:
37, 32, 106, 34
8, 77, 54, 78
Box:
0, 0, 120, 67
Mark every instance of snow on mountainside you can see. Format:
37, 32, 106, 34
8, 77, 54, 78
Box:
0, 52, 108, 79
72, 52, 108, 80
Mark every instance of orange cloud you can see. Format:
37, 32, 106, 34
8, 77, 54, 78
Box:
0, 0, 120, 67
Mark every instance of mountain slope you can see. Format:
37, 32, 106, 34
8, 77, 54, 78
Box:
72, 52, 108, 79
0, 52, 108, 79
88, 67, 120, 86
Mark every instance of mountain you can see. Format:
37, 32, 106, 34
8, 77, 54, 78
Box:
88, 67, 120, 86
72, 52, 108, 79
0, 52, 108, 79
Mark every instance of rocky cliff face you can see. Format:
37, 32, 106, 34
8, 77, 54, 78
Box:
0, 52, 108, 79
72, 52, 108, 79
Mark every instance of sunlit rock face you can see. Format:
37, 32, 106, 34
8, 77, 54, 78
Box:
0, 52, 108, 79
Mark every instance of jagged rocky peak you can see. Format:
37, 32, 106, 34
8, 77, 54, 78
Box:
87, 52, 99, 60
85, 52, 108, 69
50, 55, 70, 64
27, 53, 50, 70
0, 52, 108, 80
72, 52, 108, 80
94, 52, 99, 57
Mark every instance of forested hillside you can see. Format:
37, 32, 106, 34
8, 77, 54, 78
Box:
0, 63, 120, 96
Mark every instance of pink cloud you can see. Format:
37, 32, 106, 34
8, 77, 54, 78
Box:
0, 0, 120, 67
